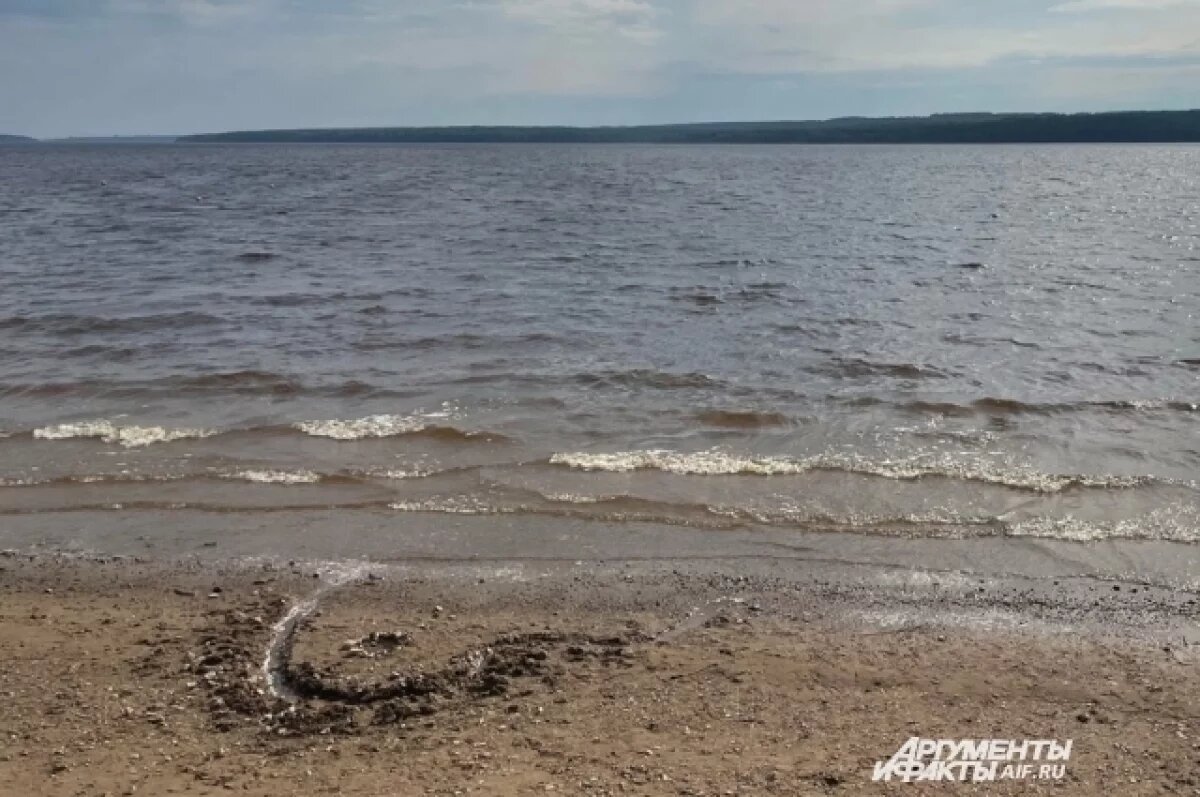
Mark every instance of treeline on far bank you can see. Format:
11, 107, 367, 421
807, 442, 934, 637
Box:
180, 110, 1200, 144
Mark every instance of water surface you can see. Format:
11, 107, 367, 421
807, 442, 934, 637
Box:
1, 143, 1197, 545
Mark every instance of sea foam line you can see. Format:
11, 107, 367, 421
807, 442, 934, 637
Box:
294, 414, 430, 440
32, 420, 214, 448
224, 469, 323, 485
548, 449, 1167, 493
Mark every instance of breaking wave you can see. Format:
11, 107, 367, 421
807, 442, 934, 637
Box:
551, 450, 810, 476
294, 414, 507, 442
389, 497, 498, 515
548, 449, 1169, 493
224, 469, 323, 485
0, 465, 451, 489
1003, 506, 1200, 543
3, 470, 1195, 543
295, 414, 428, 440
32, 420, 214, 448
372, 492, 1200, 542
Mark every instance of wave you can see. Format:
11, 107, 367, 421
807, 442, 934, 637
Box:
165, 370, 305, 394
810, 359, 952, 380
3, 491, 1191, 544
573, 369, 722, 390
551, 450, 810, 476
389, 497, 499, 515
294, 414, 507, 442
374, 467, 437, 480
9, 415, 508, 447
0, 373, 388, 399
1070, 399, 1198, 413
367, 491, 1200, 543
4, 469, 332, 486
665, 282, 795, 307
895, 397, 1200, 416
0, 383, 102, 399
3, 469, 1194, 543
165, 372, 379, 398
1003, 506, 1200, 543
386, 491, 753, 529
224, 469, 322, 485
355, 331, 564, 352
222, 465, 446, 484
383, 492, 1004, 535
0, 500, 398, 516
0, 311, 223, 336
670, 290, 723, 307
0, 465, 452, 489
32, 421, 214, 448
548, 449, 1171, 493
294, 414, 429, 440
0, 473, 192, 487
694, 410, 790, 428
895, 400, 978, 417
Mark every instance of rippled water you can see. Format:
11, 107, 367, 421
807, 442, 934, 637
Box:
1, 143, 1198, 543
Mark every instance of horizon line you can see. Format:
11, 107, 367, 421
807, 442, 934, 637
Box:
11, 106, 1200, 141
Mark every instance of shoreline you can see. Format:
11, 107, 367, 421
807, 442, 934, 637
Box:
1, 551, 1197, 795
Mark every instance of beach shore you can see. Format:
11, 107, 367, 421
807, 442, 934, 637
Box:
1, 553, 1197, 796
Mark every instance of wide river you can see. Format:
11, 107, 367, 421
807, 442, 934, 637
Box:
1, 143, 1198, 552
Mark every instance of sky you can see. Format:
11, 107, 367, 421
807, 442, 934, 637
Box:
2, 0, 1199, 137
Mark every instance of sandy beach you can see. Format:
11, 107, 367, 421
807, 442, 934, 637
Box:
1, 552, 1197, 796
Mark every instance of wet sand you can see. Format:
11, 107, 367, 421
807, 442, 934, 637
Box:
1, 552, 1197, 796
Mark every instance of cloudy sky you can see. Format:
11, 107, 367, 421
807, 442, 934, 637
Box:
2, 0, 1199, 137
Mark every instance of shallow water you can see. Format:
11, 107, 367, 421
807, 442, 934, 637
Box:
1, 143, 1198, 544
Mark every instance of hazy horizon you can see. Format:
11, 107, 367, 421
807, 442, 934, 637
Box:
13, 106, 1200, 142
3, 0, 1200, 139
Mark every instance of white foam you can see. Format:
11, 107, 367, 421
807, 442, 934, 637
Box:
737, 503, 989, 534
542, 493, 601, 504
33, 420, 213, 448
1004, 506, 1200, 543
295, 414, 428, 440
550, 450, 810, 476
548, 448, 1157, 493
227, 469, 322, 485
1, 472, 193, 487
375, 467, 433, 480
389, 497, 500, 515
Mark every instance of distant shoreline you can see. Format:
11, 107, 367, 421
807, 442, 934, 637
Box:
12, 109, 1200, 145
176, 109, 1200, 144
